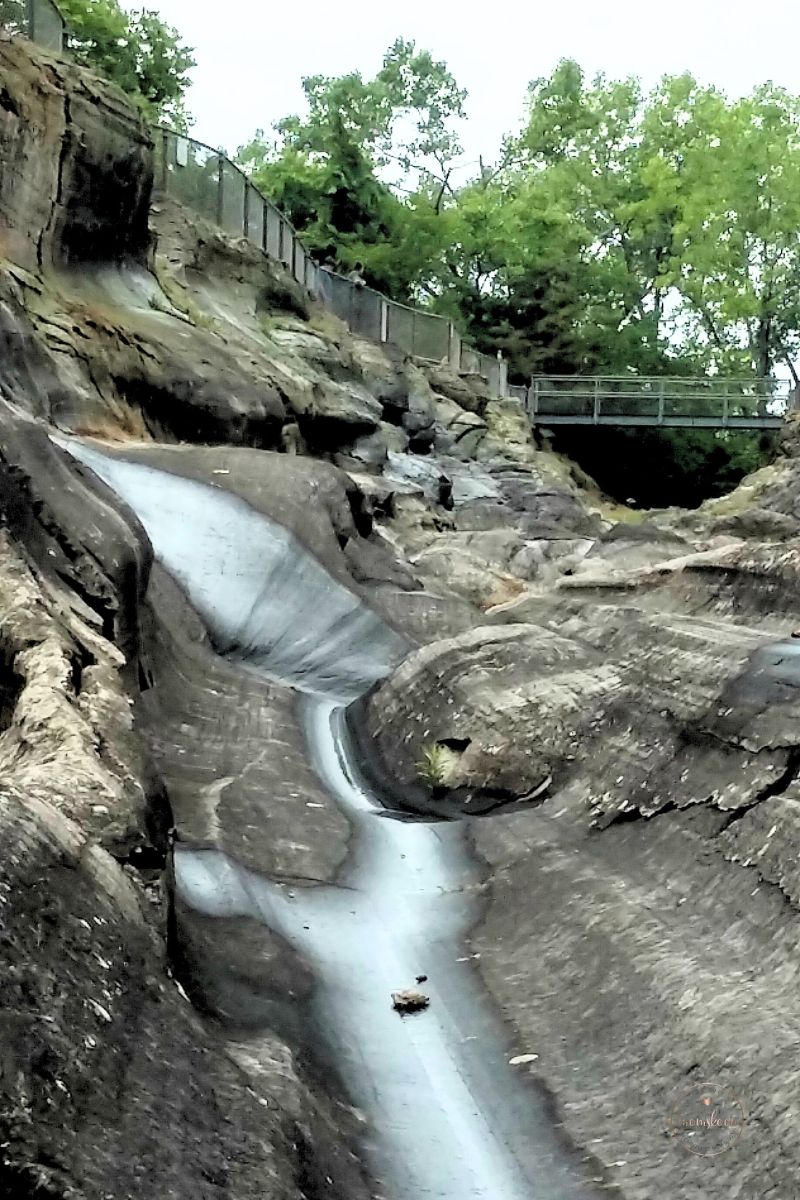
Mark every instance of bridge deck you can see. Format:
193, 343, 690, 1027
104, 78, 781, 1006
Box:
537, 414, 784, 430
527, 376, 792, 431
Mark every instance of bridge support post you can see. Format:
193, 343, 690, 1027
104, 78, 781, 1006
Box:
593, 378, 600, 423
722, 393, 729, 427
529, 377, 539, 421
657, 380, 665, 425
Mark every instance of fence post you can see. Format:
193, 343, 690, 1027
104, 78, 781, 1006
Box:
380, 298, 389, 343
657, 379, 665, 426
158, 129, 169, 194
530, 377, 539, 421
216, 155, 224, 228
593, 378, 601, 423
280, 222, 293, 269
496, 350, 507, 399
448, 322, 461, 370
722, 392, 730, 427
243, 181, 249, 240
26, 0, 34, 39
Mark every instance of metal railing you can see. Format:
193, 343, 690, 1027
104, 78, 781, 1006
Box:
0, 0, 65, 49
153, 128, 506, 392
7, 15, 796, 427
527, 375, 794, 430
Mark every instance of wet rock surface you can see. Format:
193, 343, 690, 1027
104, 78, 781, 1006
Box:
4, 32, 800, 1200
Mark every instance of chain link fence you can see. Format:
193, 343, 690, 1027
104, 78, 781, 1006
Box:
154, 128, 508, 394
13, 16, 787, 424
0, 0, 65, 48
0, 0, 513, 401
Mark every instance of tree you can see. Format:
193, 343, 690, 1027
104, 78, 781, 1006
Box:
242, 49, 800, 390
237, 39, 466, 293
57, 0, 195, 126
668, 84, 800, 383
0, 0, 26, 35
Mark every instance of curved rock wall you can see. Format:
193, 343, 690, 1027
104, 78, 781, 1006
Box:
5, 31, 800, 1200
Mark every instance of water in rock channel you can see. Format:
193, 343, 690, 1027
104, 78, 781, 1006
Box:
60, 440, 602, 1200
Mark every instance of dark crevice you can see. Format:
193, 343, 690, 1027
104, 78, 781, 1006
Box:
345, 486, 373, 539
137, 658, 153, 693
296, 413, 376, 458
372, 491, 396, 521
37, 89, 72, 269
603, 799, 681, 828
290, 1120, 367, 1200
599, 747, 800, 835
54, 567, 116, 642
67, 643, 94, 697
438, 736, 471, 753
0, 638, 24, 732
717, 747, 800, 833
0, 466, 121, 644
0, 1161, 68, 1198
407, 431, 434, 454
112, 375, 282, 451
0, 87, 20, 116
381, 398, 406, 427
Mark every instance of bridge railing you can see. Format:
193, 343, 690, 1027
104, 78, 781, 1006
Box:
5, 13, 796, 426
528, 376, 793, 427
154, 127, 504, 390
0, 0, 65, 49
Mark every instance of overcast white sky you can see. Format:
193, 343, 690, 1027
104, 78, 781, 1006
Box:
137, 0, 800, 168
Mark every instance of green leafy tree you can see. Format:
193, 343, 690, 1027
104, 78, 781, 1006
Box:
238, 39, 466, 293
0, 0, 26, 35
57, 0, 195, 125
666, 84, 800, 383
238, 48, 798, 501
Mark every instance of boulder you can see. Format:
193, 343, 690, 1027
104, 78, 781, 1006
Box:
423, 362, 492, 415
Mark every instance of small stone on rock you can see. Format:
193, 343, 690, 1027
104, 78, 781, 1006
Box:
392, 988, 430, 1014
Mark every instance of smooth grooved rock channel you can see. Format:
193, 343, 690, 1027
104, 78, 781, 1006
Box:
60, 439, 601, 1200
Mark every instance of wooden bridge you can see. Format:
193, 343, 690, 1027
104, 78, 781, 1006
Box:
527, 376, 795, 430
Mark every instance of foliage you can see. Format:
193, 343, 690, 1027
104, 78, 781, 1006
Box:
553, 426, 776, 510
57, 0, 194, 125
243, 50, 800, 385
0, 0, 26, 34
234, 49, 800, 499
237, 38, 466, 294
417, 743, 451, 790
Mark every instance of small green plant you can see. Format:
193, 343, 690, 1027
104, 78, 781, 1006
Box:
417, 742, 450, 791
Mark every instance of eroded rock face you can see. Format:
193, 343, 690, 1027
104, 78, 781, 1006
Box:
361, 534, 800, 1197
10, 30, 800, 1200
0, 414, 384, 1199
0, 39, 152, 268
